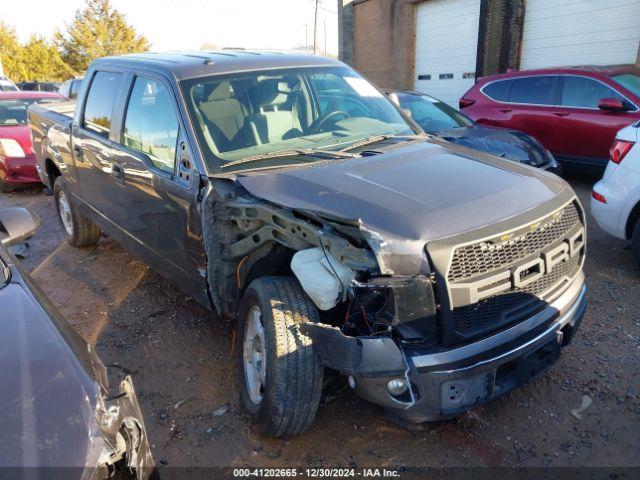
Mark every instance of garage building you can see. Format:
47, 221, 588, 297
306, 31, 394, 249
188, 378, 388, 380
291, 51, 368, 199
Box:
338, 0, 640, 106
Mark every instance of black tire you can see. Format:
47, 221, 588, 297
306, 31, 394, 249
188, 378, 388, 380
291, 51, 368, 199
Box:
53, 176, 102, 247
632, 220, 640, 268
237, 276, 323, 437
0, 180, 14, 193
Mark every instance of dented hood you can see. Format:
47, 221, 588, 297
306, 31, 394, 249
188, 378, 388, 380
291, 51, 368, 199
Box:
236, 139, 571, 275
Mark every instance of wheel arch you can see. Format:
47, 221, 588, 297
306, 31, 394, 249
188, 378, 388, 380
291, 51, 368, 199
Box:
625, 199, 640, 239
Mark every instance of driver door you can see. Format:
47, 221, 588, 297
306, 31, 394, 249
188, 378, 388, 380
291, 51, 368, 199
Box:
549, 75, 638, 166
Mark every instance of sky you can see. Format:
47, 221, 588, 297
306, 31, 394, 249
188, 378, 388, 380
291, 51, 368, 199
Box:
2, 0, 339, 55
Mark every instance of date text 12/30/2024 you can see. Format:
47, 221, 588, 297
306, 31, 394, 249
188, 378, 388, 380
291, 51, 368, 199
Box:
233, 468, 401, 478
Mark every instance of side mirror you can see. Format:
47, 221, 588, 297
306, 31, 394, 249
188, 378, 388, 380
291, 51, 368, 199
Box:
598, 98, 625, 112
0, 208, 41, 246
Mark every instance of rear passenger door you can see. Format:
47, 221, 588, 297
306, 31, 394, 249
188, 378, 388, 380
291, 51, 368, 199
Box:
109, 73, 206, 294
73, 70, 128, 222
498, 75, 558, 150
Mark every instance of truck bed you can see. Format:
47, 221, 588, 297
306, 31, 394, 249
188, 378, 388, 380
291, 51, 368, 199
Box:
28, 102, 76, 188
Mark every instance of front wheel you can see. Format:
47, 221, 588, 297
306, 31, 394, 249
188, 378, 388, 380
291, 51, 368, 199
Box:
53, 177, 102, 247
237, 276, 323, 437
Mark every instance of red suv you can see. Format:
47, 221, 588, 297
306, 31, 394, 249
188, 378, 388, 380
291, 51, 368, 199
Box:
459, 66, 640, 170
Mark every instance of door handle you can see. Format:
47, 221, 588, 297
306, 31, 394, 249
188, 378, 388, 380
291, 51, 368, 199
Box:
552, 112, 570, 117
112, 164, 125, 185
499, 108, 512, 113
73, 145, 84, 161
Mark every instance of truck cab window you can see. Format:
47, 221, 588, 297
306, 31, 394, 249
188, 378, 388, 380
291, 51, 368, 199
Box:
83, 71, 123, 137
122, 76, 179, 174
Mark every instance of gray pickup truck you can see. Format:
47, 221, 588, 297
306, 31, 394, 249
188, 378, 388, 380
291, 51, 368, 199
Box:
29, 51, 587, 437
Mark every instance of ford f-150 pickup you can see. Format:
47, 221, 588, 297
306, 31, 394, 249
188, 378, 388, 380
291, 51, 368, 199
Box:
29, 51, 587, 437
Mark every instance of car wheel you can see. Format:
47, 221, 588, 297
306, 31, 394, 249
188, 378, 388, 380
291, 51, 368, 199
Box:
237, 276, 323, 437
0, 180, 14, 193
632, 220, 640, 268
53, 176, 102, 247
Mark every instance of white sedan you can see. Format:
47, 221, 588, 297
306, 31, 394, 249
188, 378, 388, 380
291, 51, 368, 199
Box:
591, 121, 640, 266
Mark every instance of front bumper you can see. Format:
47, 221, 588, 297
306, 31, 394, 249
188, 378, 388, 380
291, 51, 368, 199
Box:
305, 272, 586, 423
0, 153, 40, 184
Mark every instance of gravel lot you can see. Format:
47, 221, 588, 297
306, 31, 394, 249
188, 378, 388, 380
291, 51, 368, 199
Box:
1, 175, 639, 475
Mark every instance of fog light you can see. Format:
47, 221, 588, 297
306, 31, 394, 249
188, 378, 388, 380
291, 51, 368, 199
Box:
386, 378, 408, 397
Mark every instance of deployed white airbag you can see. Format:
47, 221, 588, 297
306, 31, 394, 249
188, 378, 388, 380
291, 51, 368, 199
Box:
291, 247, 355, 311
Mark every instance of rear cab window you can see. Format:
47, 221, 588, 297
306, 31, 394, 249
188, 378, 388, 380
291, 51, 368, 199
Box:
82, 71, 124, 137
122, 76, 179, 174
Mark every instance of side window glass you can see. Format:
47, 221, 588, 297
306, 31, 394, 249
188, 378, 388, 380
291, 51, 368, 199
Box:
483, 80, 512, 101
560, 76, 624, 108
123, 76, 179, 174
508, 76, 555, 105
83, 71, 123, 137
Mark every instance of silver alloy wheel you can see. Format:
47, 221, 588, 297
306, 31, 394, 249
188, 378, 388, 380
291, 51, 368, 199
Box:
243, 306, 267, 405
57, 190, 73, 236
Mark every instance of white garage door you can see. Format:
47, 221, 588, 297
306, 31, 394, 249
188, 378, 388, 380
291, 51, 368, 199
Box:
414, 0, 481, 107
521, 0, 640, 70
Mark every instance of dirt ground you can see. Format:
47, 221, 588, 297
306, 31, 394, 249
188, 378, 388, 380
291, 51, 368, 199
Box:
2, 175, 639, 475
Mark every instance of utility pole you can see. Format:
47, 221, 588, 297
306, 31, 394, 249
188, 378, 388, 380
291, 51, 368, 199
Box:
324, 20, 327, 56
313, 0, 319, 54
304, 24, 309, 53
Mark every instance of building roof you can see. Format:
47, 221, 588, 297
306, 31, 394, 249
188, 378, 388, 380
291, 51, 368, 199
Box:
94, 51, 344, 80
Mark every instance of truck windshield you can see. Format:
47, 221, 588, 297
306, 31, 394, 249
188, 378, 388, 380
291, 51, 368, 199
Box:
181, 66, 415, 171
0, 98, 64, 126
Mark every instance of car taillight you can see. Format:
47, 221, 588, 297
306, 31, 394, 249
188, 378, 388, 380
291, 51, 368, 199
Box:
0, 138, 25, 158
609, 139, 634, 164
459, 98, 475, 109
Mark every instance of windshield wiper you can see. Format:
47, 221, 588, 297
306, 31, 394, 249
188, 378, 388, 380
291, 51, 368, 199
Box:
221, 148, 358, 169
336, 133, 427, 153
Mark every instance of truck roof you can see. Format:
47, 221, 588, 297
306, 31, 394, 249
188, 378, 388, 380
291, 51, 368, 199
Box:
94, 51, 344, 80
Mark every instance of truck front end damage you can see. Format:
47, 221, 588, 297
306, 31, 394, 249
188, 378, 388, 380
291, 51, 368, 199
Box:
203, 171, 587, 424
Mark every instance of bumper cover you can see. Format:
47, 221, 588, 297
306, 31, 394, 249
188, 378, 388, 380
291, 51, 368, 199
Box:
305, 272, 586, 423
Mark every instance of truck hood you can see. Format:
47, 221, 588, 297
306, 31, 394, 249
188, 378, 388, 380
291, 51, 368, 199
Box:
236, 139, 571, 275
0, 124, 33, 154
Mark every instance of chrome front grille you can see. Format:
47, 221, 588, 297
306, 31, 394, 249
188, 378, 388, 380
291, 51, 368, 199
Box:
448, 202, 582, 283
452, 254, 581, 336
443, 200, 585, 344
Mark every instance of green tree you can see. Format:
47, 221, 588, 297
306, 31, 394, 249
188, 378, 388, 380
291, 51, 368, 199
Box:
19, 36, 74, 82
0, 22, 23, 80
55, 0, 150, 74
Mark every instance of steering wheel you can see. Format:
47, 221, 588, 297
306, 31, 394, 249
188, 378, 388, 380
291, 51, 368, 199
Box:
312, 110, 351, 133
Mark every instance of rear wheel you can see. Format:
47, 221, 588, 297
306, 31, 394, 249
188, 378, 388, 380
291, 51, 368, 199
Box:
53, 177, 102, 247
237, 276, 323, 437
632, 220, 640, 267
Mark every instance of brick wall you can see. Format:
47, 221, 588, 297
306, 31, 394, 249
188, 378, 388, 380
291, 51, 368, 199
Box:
476, 0, 526, 76
350, 0, 419, 90
340, 0, 526, 89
